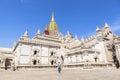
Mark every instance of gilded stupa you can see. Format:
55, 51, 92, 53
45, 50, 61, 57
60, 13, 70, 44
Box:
48, 12, 58, 32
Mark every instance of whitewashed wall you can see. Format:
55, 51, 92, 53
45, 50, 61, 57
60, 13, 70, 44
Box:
95, 42, 107, 63
41, 47, 48, 64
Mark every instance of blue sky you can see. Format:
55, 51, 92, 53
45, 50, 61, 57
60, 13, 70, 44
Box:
0, 0, 120, 48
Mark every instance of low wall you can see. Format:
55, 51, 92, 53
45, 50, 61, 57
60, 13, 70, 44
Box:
17, 65, 57, 69
64, 63, 114, 69
0, 63, 115, 70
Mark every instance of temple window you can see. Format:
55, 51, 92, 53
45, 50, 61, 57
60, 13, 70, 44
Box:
61, 55, 64, 61
51, 60, 54, 65
34, 50, 37, 55
94, 57, 97, 62
51, 51, 54, 56
33, 60, 37, 65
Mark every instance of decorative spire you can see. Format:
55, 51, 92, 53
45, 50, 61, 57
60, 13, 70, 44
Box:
66, 30, 72, 38
37, 29, 40, 34
23, 28, 29, 37
104, 22, 109, 28
51, 11, 55, 21
96, 26, 100, 31
36, 29, 41, 36
20, 28, 29, 40
81, 36, 84, 42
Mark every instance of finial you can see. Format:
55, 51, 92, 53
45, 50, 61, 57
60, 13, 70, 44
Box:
36, 29, 40, 35
96, 26, 100, 31
104, 22, 109, 28
51, 11, 54, 21
23, 28, 29, 37
81, 36, 84, 42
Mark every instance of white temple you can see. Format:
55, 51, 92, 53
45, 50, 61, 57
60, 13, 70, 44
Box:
0, 12, 120, 69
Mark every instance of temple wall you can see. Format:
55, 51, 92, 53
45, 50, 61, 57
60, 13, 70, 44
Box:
94, 42, 107, 63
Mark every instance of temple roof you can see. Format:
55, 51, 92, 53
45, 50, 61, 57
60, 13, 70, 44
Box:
0, 47, 12, 53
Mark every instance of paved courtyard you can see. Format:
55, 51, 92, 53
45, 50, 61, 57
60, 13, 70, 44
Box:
0, 68, 120, 80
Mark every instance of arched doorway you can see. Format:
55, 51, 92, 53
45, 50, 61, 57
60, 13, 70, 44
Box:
34, 50, 37, 55
51, 51, 54, 56
33, 60, 37, 65
5, 58, 11, 70
94, 57, 98, 62
51, 60, 54, 65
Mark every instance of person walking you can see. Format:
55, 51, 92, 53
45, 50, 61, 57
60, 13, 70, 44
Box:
57, 62, 61, 73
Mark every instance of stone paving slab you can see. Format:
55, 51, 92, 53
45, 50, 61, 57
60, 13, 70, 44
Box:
0, 68, 120, 80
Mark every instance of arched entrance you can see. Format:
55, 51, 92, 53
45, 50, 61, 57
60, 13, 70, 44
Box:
51, 60, 54, 65
33, 60, 37, 65
5, 58, 11, 70
94, 57, 98, 62
34, 50, 37, 55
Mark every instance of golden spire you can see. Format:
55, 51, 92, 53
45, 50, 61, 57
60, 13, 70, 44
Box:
51, 12, 54, 21
48, 12, 58, 31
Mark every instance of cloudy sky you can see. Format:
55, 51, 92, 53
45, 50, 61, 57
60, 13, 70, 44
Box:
0, 0, 120, 48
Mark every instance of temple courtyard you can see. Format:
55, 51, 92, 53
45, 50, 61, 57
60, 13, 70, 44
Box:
0, 68, 120, 80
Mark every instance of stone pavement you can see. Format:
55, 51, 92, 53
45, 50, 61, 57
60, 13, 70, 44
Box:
0, 68, 120, 80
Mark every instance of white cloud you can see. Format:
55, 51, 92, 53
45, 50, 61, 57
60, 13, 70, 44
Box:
111, 17, 120, 32
111, 25, 120, 32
